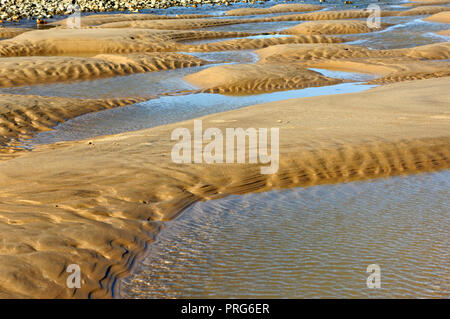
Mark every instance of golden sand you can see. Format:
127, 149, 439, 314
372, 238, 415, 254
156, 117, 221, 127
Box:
397, 5, 450, 16
225, 3, 323, 16
256, 44, 389, 63
0, 28, 182, 56
96, 18, 259, 30
0, 94, 147, 155
255, 42, 450, 85
0, 53, 207, 88
184, 63, 342, 93
186, 35, 346, 52
0, 26, 345, 57
1, 4, 450, 299
259, 6, 450, 22
262, 9, 398, 22
0, 27, 33, 39
50, 13, 213, 27
281, 20, 391, 35
436, 29, 450, 35
424, 11, 450, 23
0, 78, 448, 298
402, 0, 450, 6
0, 28, 254, 56
255, 42, 450, 63
305, 57, 450, 83
87, 7, 441, 32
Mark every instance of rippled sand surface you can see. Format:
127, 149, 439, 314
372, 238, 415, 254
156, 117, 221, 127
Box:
0, 0, 449, 298
27, 81, 374, 146
122, 171, 450, 298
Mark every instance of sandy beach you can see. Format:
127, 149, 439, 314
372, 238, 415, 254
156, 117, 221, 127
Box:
0, 1, 449, 298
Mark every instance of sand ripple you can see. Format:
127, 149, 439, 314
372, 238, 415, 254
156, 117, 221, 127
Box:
256, 42, 450, 63
50, 13, 213, 27
397, 6, 450, 16
0, 3, 449, 299
225, 3, 323, 16
0, 27, 33, 39
402, 0, 450, 7
256, 42, 450, 84
424, 11, 450, 23
186, 35, 345, 52
184, 63, 342, 93
0, 28, 253, 57
281, 20, 391, 35
0, 53, 207, 88
0, 94, 148, 154
436, 29, 450, 35
96, 18, 258, 30
0, 78, 449, 298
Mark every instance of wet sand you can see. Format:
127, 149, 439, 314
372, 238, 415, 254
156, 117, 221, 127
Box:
0, 28, 34, 39
424, 11, 450, 23
0, 53, 208, 88
184, 63, 342, 93
0, 94, 147, 157
122, 170, 450, 298
0, 2, 449, 298
225, 4, 323, 16
280, 20, 392, 35
403, 0, 450, 6
0, 77, 449, 298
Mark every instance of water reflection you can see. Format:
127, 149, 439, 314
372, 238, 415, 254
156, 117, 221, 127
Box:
27, 82, 375, 145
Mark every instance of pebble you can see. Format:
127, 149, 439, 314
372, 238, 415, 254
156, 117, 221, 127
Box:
0, 0, 274, 21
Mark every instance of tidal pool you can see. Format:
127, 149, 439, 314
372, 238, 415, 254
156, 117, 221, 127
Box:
27, 82, 376, 145
121, 170, 450, 298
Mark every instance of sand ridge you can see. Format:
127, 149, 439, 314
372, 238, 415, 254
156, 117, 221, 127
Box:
1, 7, 444, 57
0, 3, 449, 299
0, 28, 255, 56
256, 44, 394, 63
50, 13, 214, 27
397, 5, 450, 16
0, 28, 183, 56
424, 11, 450, 23
95, 18, 263, 30
259, 9, 399, 22
184, 63, 342, 93
185, 34, 346, 52
2, 37, 447, 90
402, 0, 450, 6
0, 94, 148, 155
305, 57, 450, 84
365, 60, 450, 84
255, 42, 450, 84
0, 27, 34, 39
0, 78, 448, 298
436, 29, 450, 35
225, 3, 323, 16
304, 57, 450, 74
255, 42, 450, 63
280, 20, 391, 35
94, 8, 447, 31
255, 7, 450, 22
0, 52, 207, 88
